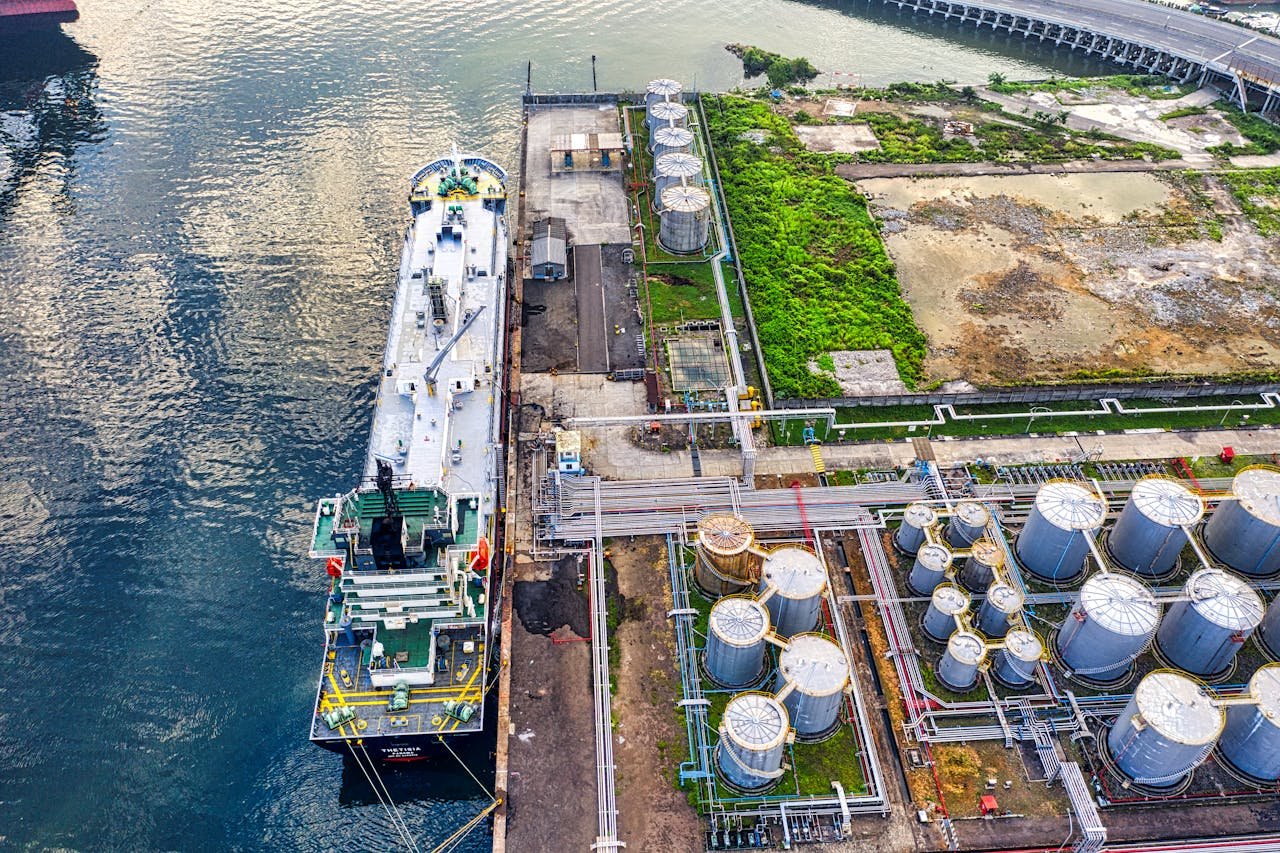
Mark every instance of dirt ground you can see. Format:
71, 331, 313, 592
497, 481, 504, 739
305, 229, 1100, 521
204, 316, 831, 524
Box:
863, 171, 1280, 385
607, 536, 703, 852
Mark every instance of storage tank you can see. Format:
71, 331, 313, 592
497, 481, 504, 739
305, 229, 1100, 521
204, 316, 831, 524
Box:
959, 538, 1004, 594
1260, 593, 1280, 660
704, 596, 770, 689
758, 545, 827, 638
895, 502, 937, 556
658, 184, 710, 255
646, 98, 689, 134
908, 543, 953, 596
774, 633, 849, 740
1056, 572, 1160, 683
975, 581, 1024, 638
715, 692, 790, 792
992, 629, 1043, 688
694, 513, 756, 597
1217, 664, 1280, 783
1107, 477, 1204, 577
652, 152, 703, 211
937, 630, 986, 692
650, 123, 694, 158
645, 77, 683, 109
1203, 466, 1280, 578
1107, 671, 1223, 787
945, 501, 990, 548
1156, 568, 1264, 677
1017, 481, 1106, 583
923, 584, 970, 642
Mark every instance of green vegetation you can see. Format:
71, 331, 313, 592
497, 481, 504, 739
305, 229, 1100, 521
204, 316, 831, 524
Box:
1219, 167, 1280, 236
987, 73, 1194, 100
791, 726, 866, 795
1209, 102, 1280, 157
705, 95, 927, 396
1159, 105, 1209, 121
726, 43, 819, 89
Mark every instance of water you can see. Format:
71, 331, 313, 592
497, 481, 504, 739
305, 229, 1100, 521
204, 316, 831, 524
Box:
0, 1, 1116, 849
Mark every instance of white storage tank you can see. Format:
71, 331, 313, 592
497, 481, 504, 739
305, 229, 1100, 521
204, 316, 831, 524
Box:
715, 692, 790, 792
650, 123, 694, 159
1260, 593, 1280, 660
1107, 671, 1223, 787
652, 152, 703, 211
1107, 477, 1204, 577
646, 98, 689, 134
1017, 481, 1106, 583
975, 581, 1024, 638
991, 629, 1043, 688
937, 630, 986, 692
645, 77, 683, 109
1217, 664, 1280, 783
896, 503, 937, 556
758, 545, 827, 638
923, 584, 970, 642
945, 501, 990, 548
658, 183, 710, 255
1156, 568, 1264, 677
704, 596, 770, 689
774, 633, 849, 740
1056, 572, 1160, 683
694, 513, 757, 597
1203, 466, 1280, 578
959, 538, 1004, 594
908, 543, 953, 596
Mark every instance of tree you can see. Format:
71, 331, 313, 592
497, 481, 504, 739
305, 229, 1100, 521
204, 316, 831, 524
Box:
987, 72, 1006, 86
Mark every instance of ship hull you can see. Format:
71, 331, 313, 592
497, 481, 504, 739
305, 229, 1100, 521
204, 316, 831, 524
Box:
0, 0, 78, 29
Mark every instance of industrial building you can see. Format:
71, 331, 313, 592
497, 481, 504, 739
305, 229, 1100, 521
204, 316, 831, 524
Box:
530, 216, 567, 281
549, 131, 625, 173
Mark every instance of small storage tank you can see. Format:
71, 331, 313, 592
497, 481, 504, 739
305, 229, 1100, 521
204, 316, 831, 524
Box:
758, 545, 827, 638
1217, 664, 1280, 783
1156, 568, 1264, 677
1108, 671, 1223, 787
908, 543, 953, 596
704, 596, 770, 688
976, 581, 1024, 638
1107, 477, 1204, 577
645, 77, 683, 109
774, 633, 849, 740
923, 584, 970, 642
646, 98, 689, 134
715, 692, 790, 792
694, 514, 756, 597
1203, 466, 1280, 578
1260, 593, 1280, 660
896, 502, 937, 556
650, 123, 694, 159
992, 629, 1042, 688
937, 630, 986, 692
959, 538, 1004, 593
658, 183, 710, 255
1056, 572, 1160, 683
652, 152, 703, 211
945, 501, 990, 548
1017, 481, 1106, 583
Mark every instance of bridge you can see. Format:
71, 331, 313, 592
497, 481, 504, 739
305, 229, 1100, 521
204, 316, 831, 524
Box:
875, 0, 1280, 114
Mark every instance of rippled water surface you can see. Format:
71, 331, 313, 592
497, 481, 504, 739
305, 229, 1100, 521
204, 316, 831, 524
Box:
0, 1, 1116, 849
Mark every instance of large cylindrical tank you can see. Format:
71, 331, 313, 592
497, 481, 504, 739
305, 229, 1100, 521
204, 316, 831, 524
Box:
645, 77, 683, 109
1107, 477, 1204, 577
896, 503, 937, 556
937, 630, 986, 692
959, 538, 1004, 593
758, 545, 827, 638
774, 633, 849, 740
923, 584, 970, 642
1056, 572, 1160, 682
1260, 593, 1280, 660
1203, 466, 1280, 578
694, 513, 756, 597
704, 596, 770, 689
1017, 481, 1106, 583
908, 543, 953, 596
976, 581, 1024, 638
992, 628, 1043, 688
945, 501, 990, 548
650, 123, 694, 158
652, 152, 703, 211
1108, 671, 1223, 787
658, 183, 710, 255
646, 98, 689, 134
715, 692, 790, 792
1156, 568, 1264, 677
1217, 664, 1280, 783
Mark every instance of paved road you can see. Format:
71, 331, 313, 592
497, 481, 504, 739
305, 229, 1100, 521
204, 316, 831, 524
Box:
572, 243, 608, 373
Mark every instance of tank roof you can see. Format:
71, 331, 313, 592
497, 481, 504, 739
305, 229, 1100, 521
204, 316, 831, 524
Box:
697, 514, 754, 555
654, 151, 702, 178
761, 546, 827, 600
1132, 671, 1223, 745
778, 633, 849, 696
931, 583, 970, 614
723, 693, 789, 750
649, 100, 688, 120
646, 78, 683, 97
1230, 466, 1280, 527
1004, 629, 1043, 662
653, 125, 694, 148
953, 501, 990, 527
917, 543, 953, 572
1130, 477, 1205, 527
1185, 568, 1264, 630
659, 183, 710, 213
947, 631, 987, 665
710, 596, 770, 647
1079, 572, 1159, 635
1249, 664, 1280, 721
987, 583, 1024, 613
1035, 481, 1106, 531
904, 502, 938, 528
968, 538, 1004, 568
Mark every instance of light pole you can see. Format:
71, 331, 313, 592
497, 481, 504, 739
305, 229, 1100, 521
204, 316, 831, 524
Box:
1220, 400, 1243, 426
1026, 406, 1050, 435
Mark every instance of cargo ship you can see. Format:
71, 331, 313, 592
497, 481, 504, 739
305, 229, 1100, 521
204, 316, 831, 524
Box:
308, 148, 508, 761
0, 0, 78, 29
